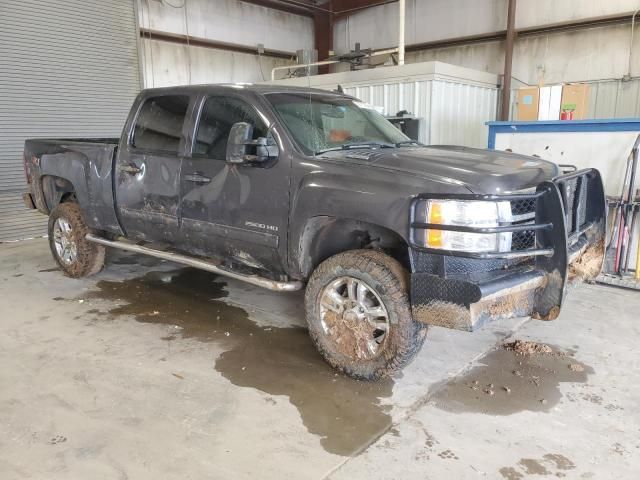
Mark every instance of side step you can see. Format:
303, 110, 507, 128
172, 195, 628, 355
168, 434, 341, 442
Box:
85, 234, 304, 292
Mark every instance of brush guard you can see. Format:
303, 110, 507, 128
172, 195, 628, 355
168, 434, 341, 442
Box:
409, 168, 606, 331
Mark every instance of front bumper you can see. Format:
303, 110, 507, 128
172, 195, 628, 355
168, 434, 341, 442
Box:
409, 169, 606, 331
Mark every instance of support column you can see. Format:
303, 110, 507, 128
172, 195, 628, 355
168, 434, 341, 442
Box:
398, 0, 405, 65
314, 1, 333, 74
500, 0, 517, 121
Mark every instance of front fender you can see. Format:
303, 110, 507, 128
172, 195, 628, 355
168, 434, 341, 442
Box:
287, 167, 470, 278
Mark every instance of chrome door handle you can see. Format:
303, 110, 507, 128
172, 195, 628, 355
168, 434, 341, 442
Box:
184, 173, 211, 184
119, 164, 141, 174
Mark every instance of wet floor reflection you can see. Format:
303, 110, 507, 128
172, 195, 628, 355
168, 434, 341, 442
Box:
86, 267, 394, 455
429, 344, 592, 415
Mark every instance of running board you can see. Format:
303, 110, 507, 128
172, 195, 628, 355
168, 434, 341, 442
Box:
85, 234, 304, 292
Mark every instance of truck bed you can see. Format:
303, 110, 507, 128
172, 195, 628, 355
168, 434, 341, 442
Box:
24, 137, 123, 235
26, 138, 120, 148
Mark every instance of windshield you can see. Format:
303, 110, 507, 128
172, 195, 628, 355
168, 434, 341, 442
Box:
264, 92, 411, 155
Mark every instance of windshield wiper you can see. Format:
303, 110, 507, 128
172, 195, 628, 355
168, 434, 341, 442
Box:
395, 140, 423, 147
315, 142, 395, 155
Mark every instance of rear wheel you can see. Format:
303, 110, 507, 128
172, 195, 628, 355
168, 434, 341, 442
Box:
305, 249, 427, 380
48, 202, 105, 278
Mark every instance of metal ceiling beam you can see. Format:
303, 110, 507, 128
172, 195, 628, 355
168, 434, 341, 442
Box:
239, 0, 395, 19
238, 0, 315, 18
237, 1, 399, 64
332, 0, 398, 20
139, 28, 295, 59
405, 11, 639, 53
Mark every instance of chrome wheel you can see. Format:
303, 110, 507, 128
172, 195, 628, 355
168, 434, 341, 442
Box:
52, 218, 77, 265
318, 276, 390, 360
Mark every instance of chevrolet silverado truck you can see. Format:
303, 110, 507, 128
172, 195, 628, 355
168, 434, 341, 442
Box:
22, 85, 606, 380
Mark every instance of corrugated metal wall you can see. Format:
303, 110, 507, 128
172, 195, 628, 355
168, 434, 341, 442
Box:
509, 78, 640, 123
345, 80, 498, 148
0, 0, 140, 242
587, 79, 640, 119
140, 38, 295, 88
430, 81, 498, 147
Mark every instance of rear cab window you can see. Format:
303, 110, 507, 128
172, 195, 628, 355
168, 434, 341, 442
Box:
132, 95, 190, 153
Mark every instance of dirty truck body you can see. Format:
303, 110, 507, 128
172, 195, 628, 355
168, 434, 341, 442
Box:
23, 85, 606, 380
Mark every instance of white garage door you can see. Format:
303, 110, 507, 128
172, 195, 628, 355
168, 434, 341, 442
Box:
0, 0, 141, 241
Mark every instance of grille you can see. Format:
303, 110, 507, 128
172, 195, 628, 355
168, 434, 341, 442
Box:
510, 197, 537, 251
512, 229, 535, 251
564, 178, 577, 232
410, 171, 596, 261
558, 175, 588, 236
511, 197, 536, 217
576, 177, 588, 228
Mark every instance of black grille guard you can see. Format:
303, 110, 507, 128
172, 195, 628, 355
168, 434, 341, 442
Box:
408, 168, 606, 330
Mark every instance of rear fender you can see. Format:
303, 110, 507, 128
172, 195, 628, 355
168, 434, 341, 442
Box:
39, 149, 90, 213
41, 175, 77, 212
38, 146, 122, 234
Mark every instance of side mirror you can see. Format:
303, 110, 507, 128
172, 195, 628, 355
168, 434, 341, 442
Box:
226, 122, 253, 164
226, 122, 278, 165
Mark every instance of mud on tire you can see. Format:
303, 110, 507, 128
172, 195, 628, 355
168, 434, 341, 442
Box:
305, 249, 427, 381
48, 202, 105, 278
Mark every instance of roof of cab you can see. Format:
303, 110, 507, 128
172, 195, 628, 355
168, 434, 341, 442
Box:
139, 83, 347, 97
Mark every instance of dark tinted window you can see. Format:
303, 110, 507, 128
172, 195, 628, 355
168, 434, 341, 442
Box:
132, 95, 190, 153
194, 96, 267, 158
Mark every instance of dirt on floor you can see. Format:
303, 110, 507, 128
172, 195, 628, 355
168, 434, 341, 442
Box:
499, 453, 576, 480
503, 339, 554, 356
428, 340, 592, 415
531, 305, 561, 321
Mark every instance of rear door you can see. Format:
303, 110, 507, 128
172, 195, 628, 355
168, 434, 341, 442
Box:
115, 94, 191, 243
180, 93, 290, 274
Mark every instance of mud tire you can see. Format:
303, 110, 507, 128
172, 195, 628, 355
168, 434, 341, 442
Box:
48, 202, 105, 278
305, 249, 427, 381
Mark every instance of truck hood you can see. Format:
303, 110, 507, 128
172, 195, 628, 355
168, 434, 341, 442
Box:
324, 145, 558, 194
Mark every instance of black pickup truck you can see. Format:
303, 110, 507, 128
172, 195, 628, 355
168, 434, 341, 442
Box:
23, 84, 606, 380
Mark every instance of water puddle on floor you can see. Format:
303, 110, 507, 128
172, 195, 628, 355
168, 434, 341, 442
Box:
85, 267, 394, 456
429, 341, 593, 415
109, 253, 165, 267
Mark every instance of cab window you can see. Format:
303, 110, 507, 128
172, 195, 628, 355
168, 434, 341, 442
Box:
132, 95, 190, 153
193, 96, 267, 158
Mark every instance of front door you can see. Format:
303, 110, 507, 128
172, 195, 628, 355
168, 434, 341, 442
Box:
180, 94, 290, 275
115, 94, 191, 243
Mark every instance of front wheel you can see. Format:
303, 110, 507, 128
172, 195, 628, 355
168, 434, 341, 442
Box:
305, 250, 427, 381
48, 202, 105, 278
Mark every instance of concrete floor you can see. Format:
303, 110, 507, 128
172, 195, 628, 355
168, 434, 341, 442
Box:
0, 238, 638, 479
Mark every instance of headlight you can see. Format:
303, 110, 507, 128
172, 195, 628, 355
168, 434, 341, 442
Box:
413, 199, 512, 252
